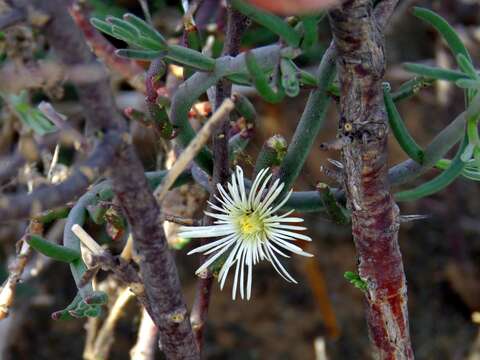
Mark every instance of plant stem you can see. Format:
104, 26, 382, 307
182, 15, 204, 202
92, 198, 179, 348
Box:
329, 1, 414, 358
190, 6, 248, 352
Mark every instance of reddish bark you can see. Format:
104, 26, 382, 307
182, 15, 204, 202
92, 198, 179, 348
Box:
69, 3, 146, 93
328, 1, 414, 358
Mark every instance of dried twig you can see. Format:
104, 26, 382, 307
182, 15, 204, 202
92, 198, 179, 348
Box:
314, 337, 329, 360
83, 316, 100, 360
0, 220, 42, 319
137, 0, 152, 24
154, 98, 235, 203
71, 224, 104, 256
69, 225, 144, 296
130, 308, 158, 360
38, 101, 88, 151
87, 287, 134, 360
160, 213, 201, 226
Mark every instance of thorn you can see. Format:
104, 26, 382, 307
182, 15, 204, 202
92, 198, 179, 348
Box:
51, 311, 62, 320
327, 158, 344, 169
320, 165, 343, 184
399, 214, 430, 223
320, 136, 350, 151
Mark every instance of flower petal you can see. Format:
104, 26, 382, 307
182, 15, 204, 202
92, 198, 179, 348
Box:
270, 236, 313, 257
265, 215, 304, 223
246, 242, 254, 300
264, 243, 297, 283
271, 228, 312, 241
268, 223, 307, 231
235, 166, 248, 208
204, 211, 231, 221
263, 189, 292, 216
219, 240, 243, 289
194, 241, 236, 275
178, 224, 236, 239
187, 233, 238, 255
207, 200, 229, 214
248, 168, 268, 206
257, 180, 284, 213
232, 242, 246, 300
253, 173, 273, 208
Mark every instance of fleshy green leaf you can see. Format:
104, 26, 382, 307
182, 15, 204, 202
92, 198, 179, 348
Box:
280, 58, 300, 97
413, 7, 471, 63
7, 92, 56, 135
231, 0, 301, 48
115, 49, 165, 60
344, 271, 367, 291
384, 84, 424, 163
90, 18, 116, 38
404, 63, 469, 82
27, 235, 81, 263
246, 51, 284, 103
123, 13, 167, 48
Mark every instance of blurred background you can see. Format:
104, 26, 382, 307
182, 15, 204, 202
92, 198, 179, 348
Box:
0, 0, 480, 359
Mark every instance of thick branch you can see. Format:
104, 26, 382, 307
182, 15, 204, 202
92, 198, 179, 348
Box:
329, 0, 413, 359
18, 1, 200, 357
111, 148, 199, 359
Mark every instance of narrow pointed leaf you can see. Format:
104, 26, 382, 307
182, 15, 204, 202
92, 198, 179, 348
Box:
123, 13, 167, 48
391, 76, 434, 102
166, 45, 215, 71
231, 0, 301, 48
456, 78, 480, 89
27, 235, 81, 263
246, 51, 284, 103
116, 49, 165, 60
396, 136, 467, 201
457, 54, 478, 79
404, 63, 469, 82
280, 58, 300, 97
384, 85, 424, 163
90, 18, 115, 38
106, 17, 139, 37
461, 143, 475, 162
413, 7, 471, 62
112, 25, 138, 43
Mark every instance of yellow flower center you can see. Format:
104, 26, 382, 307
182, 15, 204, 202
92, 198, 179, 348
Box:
238, 213, 264, 237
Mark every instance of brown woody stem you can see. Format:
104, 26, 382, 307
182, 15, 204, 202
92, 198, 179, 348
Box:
328, 1, 413, 359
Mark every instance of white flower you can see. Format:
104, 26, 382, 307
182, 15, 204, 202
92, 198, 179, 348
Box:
178, 166, 313, 300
